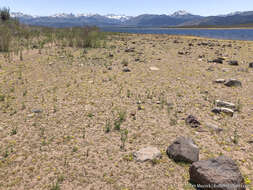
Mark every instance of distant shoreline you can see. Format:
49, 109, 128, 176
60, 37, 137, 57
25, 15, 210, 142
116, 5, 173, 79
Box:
102, 26, 253, 30
164, 27, 253, 30
101, 26, 253, 41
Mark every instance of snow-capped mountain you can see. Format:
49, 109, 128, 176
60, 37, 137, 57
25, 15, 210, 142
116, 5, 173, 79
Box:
51, 13, 76, 18
170, 10, 191, 17
11, 12, 38, 18
10, 10, 253, 28
217, 11, 242, 17
105, 14, 132, 22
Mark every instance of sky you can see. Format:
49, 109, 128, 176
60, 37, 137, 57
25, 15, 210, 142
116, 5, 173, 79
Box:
1, 0, 253, 16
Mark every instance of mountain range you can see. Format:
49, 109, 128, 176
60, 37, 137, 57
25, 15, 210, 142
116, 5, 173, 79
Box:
11, 10, 253, 28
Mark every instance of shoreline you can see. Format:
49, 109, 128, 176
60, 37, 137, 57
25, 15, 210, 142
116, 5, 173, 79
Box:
104, 31, 253, 43
102, 27, 253, 42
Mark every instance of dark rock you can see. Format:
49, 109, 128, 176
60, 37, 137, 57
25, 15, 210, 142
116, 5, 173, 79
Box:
125, 48, 135, 53
167, 136, 199, 163
249, 62, 253, 68
122, 67, 131, 72
198, 42, 208, 46
224, 79, 242, 87
189, 156, 245, 190
107, 66, 112, 70
31, 109, 42, 114
185, 115, 201, 128
109, 53, 114, 57
228, 60, 239, 66
212, 58, 224, 64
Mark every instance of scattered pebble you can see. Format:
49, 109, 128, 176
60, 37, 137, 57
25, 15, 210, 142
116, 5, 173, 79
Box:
214, 79, 226, 83
185, 115, 201, 128
228, 60, 239, 66
149, 66, 160, 71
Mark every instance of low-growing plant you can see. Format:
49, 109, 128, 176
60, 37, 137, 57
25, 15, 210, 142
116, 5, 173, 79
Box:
10, 127, 17, 136
120, 129, 128, 150
233, 129, 239, 144
105, 120, 111, 133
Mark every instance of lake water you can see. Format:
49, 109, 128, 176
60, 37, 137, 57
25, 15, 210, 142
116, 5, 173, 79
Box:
101, 27, 253, 41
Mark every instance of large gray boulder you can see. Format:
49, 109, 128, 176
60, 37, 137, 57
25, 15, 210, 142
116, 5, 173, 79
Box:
189, 156, 246, 190
167, 137, 199, 163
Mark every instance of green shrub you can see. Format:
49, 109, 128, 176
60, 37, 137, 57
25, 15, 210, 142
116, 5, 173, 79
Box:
0, 25, 11, 52
0, 7, 10, 21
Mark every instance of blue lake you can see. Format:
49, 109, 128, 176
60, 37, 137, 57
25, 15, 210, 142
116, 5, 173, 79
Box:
101, 27, 253, 41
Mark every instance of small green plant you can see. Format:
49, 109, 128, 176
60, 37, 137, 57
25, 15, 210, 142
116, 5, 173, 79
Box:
151, 158, 160, 166
233, 129, 239, 144
167, 104, 173, 115
87, 113, 94, 118
123, 153, 134, 161
114, 110, 126, 130
21, 102, 26, 110
114, 120, 121, 131
57, 175, 64, 184
127, 89, 131, 98
23, 90, 27, 96
72, 146, 78, 152
236, 99, 243, 112
0, 94, 5, 101
3, 148, 9, 158
169, 118, 177, 126
118, 110, 126, 122
120, 129, 128, 150
82, 128, 86, 139
105, 120, 111, 133
10, 127, 17, 136
51, 182, 60, 190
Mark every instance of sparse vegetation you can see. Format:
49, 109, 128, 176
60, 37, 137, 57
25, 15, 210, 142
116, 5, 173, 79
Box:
0, 12, 252, 188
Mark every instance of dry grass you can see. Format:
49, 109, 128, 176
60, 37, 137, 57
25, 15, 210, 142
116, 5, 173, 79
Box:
0, 33, 253, 190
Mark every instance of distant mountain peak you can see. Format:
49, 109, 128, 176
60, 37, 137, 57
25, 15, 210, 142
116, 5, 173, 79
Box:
170, 10, 191, 17
105, 14, 132, 21
11, 12, 38, 18
51, 13, 76, 18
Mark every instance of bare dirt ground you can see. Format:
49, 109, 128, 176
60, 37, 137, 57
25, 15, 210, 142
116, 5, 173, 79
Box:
0, 33, 253, 190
